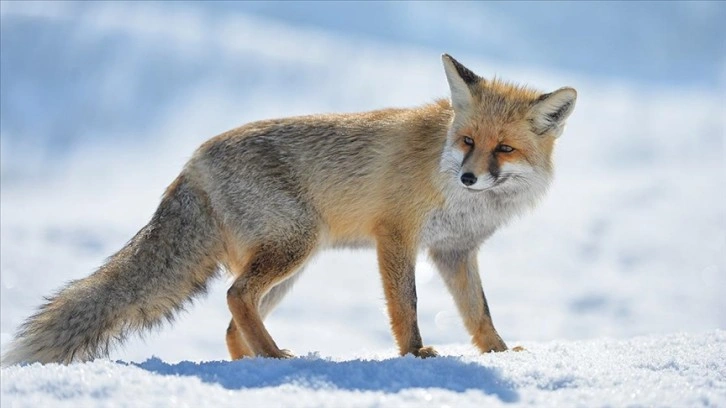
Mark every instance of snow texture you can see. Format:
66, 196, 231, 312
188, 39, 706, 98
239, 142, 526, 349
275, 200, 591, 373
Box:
1, 2, 725, 407
3, 332, 725, 407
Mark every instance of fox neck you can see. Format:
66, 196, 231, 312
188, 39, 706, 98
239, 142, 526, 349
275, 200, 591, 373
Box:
421, 138, 553, 251
422, 173, 552, 251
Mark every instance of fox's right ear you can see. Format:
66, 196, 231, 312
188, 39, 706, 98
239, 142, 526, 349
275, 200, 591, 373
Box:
442, 54, 481, 113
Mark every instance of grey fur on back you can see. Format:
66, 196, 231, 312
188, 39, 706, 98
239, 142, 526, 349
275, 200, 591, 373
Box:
1, 176, 222, 365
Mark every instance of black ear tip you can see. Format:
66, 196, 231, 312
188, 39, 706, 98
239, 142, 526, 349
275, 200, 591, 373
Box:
445, 55, 480, 87
443, 53, 464, 65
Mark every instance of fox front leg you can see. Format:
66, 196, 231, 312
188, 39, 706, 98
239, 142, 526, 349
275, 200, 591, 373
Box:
429, 248, 507, 352
375, 225, 438, 358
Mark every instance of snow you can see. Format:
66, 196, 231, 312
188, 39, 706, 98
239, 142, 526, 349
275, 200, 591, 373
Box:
3, 332, 725, 407
1, 1, 725, 407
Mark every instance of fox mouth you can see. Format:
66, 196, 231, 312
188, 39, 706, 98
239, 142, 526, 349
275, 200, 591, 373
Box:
463, 185, 491, 193
462, 176, 509, 192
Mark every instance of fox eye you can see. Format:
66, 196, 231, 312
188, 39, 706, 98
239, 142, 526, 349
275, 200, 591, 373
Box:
497, 144, 515, 153
463, 136, 475, 147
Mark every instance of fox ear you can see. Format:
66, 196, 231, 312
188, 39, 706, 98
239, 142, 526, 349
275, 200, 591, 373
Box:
531, 87, 577, 137
442, 54, 481, 113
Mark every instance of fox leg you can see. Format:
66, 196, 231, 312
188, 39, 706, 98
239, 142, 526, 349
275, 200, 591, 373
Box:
429, 248, 507, 352
225, 318, 253, 359
376, 226, 437, 358
226, 237, 316, 358
225, 271, 303, 360
258, 270, 304, 318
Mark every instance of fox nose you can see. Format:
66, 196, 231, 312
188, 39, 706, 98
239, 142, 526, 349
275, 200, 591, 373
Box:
460, 172, 477, 186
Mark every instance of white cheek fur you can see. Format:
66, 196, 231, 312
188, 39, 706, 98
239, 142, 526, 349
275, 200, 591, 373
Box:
500, 161, 535, 175
439, 145, 464, 175
443, 146, 464, 165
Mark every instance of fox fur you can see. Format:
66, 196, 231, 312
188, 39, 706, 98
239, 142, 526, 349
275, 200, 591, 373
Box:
1, 54, 576, 365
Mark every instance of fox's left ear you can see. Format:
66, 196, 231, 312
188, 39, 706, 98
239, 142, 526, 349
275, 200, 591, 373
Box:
530, 87, 577, 137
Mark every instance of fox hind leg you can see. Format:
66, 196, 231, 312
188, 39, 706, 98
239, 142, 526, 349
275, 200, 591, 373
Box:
259, 269, 304, 318
224, 270, 304, 360
226, 318, 253, 359
226, 234, 317, 359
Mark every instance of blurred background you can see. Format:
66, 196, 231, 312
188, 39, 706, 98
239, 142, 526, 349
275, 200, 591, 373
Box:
1, 1, 724, 362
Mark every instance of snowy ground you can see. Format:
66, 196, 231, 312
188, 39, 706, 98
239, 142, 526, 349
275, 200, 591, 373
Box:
3, 331, 725, 407
1, 2, 725, 407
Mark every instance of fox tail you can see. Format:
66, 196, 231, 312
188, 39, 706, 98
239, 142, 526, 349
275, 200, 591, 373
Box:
1, 175, 222, 365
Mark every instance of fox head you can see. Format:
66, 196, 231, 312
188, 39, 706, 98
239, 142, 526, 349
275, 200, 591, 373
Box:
440, 54, 576, 196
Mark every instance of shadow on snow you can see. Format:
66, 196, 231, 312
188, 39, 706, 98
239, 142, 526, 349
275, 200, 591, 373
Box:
133, 355, 519, 403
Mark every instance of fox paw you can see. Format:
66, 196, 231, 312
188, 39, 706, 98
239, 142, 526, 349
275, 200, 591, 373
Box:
511, 345, 526, 352
478, 333, 508, 353
264, 348, 294, 359
413, 346, 439, 358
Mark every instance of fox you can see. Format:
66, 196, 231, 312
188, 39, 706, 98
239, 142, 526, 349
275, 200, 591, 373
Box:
1, 54, 576, 365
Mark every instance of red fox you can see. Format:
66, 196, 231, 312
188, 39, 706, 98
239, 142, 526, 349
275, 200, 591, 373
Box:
1, 54, 576, 364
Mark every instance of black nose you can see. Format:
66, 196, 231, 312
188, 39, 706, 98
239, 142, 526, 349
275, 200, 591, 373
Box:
460, 172, 477, 186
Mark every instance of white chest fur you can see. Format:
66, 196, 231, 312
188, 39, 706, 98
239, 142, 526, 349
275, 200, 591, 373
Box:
420, 182, 541, 252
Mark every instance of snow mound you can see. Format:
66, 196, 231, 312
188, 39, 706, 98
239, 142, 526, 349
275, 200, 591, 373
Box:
2, 331, 724, 407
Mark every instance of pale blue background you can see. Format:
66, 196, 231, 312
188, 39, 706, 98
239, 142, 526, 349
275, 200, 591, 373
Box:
1, 1, 724, 179
1, 1, 724, 364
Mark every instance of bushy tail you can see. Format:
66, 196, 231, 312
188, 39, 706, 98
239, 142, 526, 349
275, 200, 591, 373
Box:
1, 175, 223, 365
